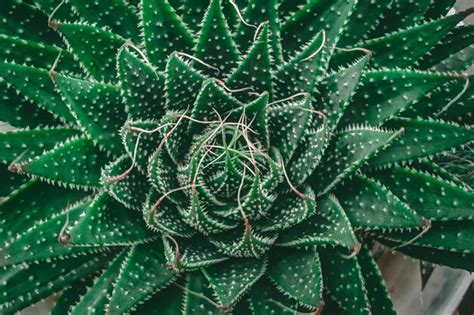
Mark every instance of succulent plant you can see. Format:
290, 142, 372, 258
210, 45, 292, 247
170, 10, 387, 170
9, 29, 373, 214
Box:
1, 0, 474, 314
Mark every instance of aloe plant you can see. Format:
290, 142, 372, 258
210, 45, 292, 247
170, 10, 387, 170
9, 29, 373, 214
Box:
1, 0, 473, 314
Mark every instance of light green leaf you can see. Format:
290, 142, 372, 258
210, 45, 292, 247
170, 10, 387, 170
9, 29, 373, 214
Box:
106, 241, 177, 314
276, 195, 356, 248
0, 127, 79, 164
370, 118, 474, 166
203, 258, 266, 308
57, 23, 126, 83
340, 70, 461, 126
69, 0, 140, 42
367, 166, 474, 221
142, 0, 194, 69
269, 247, 322, 309
0, 252, 111, 314
319, 247, 370, 315
69, 250, 128, 315
358, 246, 396, 315
69, 192, 154, 247
0, 62, 75, 124
118, 48, 166, 120
311, 126, 399, 195
55, 75, 127, 157
194, 0, 240, 76
336, 174, 422, 230
18, 136, 109, 190
0, 180, 88, 249
101, 155, 149, 211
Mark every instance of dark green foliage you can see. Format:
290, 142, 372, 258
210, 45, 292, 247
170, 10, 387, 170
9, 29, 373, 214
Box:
0, 0, 473, 314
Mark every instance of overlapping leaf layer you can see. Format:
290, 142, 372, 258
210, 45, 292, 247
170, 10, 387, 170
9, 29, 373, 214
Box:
1, 0, 473, 314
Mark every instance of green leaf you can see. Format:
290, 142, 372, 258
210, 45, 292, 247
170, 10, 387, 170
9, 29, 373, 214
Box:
182, 0, 210, 33
57, 23, 126, 83
203, 257, 266, 308
210, 223, 276, 258
269, 247, 322, 309
0, 82, 59, 129
410, 160, 468, 189
184, 194, 237, 235
142, 0, 194, 69
1, 197, 95, 267
69, 0, 140, 42
0, 165, 28, 199
280, 0, 357, 57
165, 53, 206, 112
258, 186, 316, 232
17, 136, 109, 189
55, 75, 127, 157
368, 0, 432, 38
0, 127, 79, 165
106, 241, 177, 314
183, 272, 226, 315
227, 25, 273, 102
340, 70, 461, 126
424, 0, 456, 20
321, 291, 348, 315
417, 25, 474, 70
51, 276, 96, 315
69, 192, 154, 246
32, 0, 78, 21
431, 39, 474, 72
131, 281, 184, 315
118, 48, 166, 120
230, 92, 269, 145
0, 62, 75, 124
311, 126, 400, 195
379, 239, 474, 272
357, 246, 396, 315
338, 0, 392, 47
367, 166, 474, 221
144, 194, 196, 239
163, 235, 227, 271
235, 0, 283, 64
273, 31, 327, 99
332, 10, 474, 68
0, 0, 62, 44
402, 76, 473, 124
101, 155, 149, 211
148, 149, 187, 205
276, 195, 357, 248
194, 0, 240, 75
381, 220, 474, 254
237, 175, 274, 220
286, 122, 328, 185
248, 279, 299, 315
0, 180, 88, 249
319, 247, 370, 315
268, 96, 311, 163
68, 250, 128, 315
0, 34, 80, 74
369, 118, 474, 166
336, 174, 422, 230
313, 54, 370, 132
0, 252, 110, 314
122, 120, 162, 172
190, 80, 242, 130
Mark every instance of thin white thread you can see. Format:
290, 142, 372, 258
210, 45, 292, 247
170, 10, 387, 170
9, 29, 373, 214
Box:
267, 92, 309, 107
436, 77, 470, 116
174, 52, 220, 75
229, 0, 258, 29
301, 30, 326, 62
